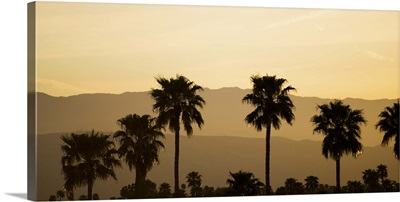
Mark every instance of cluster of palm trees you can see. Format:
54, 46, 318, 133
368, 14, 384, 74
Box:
58, 74, 399, 200
242, 74, 398, 194
110, 170, 264, 199
107, 165, 398, 199
275, 164, 399, 195
361, 164, 399, 192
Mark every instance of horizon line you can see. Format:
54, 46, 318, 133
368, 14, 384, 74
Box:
35, 87, 399, 101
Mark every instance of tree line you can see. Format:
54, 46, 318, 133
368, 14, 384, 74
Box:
50, 164, 399, 200
51, 74, 399, 200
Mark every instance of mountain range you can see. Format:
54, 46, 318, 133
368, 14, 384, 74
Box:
37, 87, 397, 147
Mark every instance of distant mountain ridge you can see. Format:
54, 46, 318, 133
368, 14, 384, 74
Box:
37, 87, 397, 147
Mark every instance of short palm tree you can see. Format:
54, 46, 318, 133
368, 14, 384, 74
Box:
304, 176, 319, 193
376, 164, 388, 183
346, 180, 364, 193
311, 100, 366, 193
226, 170, 265, 196
376, 102, 399, 159
186, 171, 203, 197
362, 169, 380, 192
151, 75, 206, 196
242, 74, 296, 194
114, 114, 165, 198
157, 183, 172, 198
60, 130, 121, 200
284, 178, 304, 194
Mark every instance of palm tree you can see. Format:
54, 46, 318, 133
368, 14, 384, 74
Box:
157, 183, 172, 198
186, 171, 203, 197
151, 75, 206, 196
376, 102, 399, 159
376, 164, 388, 183
284, 178, 304, 194
202, 186, 216, 197
362, 169, 380, 192
311, 100, 366, 193
61, 165, 76, 200
142, 179, 158, 198
242, 74, 296, 194
60, 130, 121, 200
346, 180, 364, 193
114, 114, 165, 198
381, 179, 398, 192
304, 176, 319, 193
226, 170, 265, 196
120, 183, 135, 199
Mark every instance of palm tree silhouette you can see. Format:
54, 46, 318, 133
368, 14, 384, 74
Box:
157, 183, 172, 198
226, 170, 265, 196
242, 74, 296, 194
362, 169, 380, 192
114, 114, 165, 198
186, 171, 203, 197
60, 130, 121, 200
311, 100, 366, 193
61, 165, 76, 200
284, 178, 304, 194
376, 164, 388, 183
151, 75, 206, 196
304, 176, 319, 193
376, 102, 399, 159
346, 180, 364, 193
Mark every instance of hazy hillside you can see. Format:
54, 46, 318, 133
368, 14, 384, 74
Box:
37, 133, 398, 200
37, 88, 397, 146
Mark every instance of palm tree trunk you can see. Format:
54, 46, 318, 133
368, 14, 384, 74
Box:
88, 182, 93, 200
135, 166, 147, 198
265, 124, 271, 194
336, 158, 341, 193
173, 129, 180, 197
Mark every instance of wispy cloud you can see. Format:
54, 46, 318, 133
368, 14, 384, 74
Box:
354, 45, 395, 62
313, 23, 323, 31
264, 10, 328, 30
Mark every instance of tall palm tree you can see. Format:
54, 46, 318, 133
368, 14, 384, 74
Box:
376, 102, 399, 159
304, 176, 319, 193
311, 100, 366, 193
114, 114, 165, 198
226, 170, 265, 196
60, 130, 121, 200
186, 171, 202, 197
242, 74, 296, 194
151, 75, 206, 196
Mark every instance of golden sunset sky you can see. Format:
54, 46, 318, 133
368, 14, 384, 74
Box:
36, 2, 398, 99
